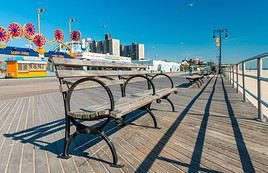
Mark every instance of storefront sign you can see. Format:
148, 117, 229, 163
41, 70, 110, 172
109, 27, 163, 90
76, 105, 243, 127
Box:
11, 51, 30, 56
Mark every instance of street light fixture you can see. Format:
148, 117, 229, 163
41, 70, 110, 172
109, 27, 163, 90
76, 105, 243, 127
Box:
37, 8, 47, 34
212, 28, 228, 74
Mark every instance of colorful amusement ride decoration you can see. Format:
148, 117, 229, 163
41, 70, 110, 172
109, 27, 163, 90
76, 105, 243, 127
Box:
0, 27, 9, 44
8, 23, 23, 38
23, 23, 36, 39
71, 30, 81, 41
0, 22, 81, 56
55, 29, 64, 42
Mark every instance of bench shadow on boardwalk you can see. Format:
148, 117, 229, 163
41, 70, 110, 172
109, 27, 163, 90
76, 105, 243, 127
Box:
2, 74, 267, 173
140, 75, 256, 173
4, 110, 149, 163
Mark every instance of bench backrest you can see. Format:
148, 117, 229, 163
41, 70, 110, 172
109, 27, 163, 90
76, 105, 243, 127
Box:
52, 58, 149, 93
53, 58, 147, 79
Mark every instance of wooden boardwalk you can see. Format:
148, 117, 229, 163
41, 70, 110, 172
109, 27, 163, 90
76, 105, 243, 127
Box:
0, 74, 267, 173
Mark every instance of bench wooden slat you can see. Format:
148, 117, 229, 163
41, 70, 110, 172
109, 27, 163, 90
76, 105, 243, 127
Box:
129, 88, 177, 98
68, 95, 155, 120
59, 76, 157, 93
67, 88, 176, 120
53, 58, 147, 69
62, 78, 124, 88
60, 78, 124, 93
113, 95, 156, 118
56, 70, 148, 78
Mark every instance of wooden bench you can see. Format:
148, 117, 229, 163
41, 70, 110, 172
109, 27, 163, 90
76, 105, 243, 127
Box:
186, 74, 204, 88
52, 58, 177, 167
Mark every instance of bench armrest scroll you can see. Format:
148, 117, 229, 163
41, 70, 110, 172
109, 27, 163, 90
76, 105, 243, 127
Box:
65, 77, 115, 112
123, 74, 156, 97
151, 73, 174, 88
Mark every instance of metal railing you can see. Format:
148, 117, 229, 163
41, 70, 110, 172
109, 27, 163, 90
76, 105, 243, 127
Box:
222, 53, 268, 122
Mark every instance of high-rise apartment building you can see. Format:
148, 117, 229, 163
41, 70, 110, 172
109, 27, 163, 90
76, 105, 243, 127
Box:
89, 34, 144, 60
89, 34, 120, 56
120, 43, 144, 60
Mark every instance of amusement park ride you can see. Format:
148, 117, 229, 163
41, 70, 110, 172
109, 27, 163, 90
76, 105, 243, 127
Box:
0, 22, 81, 56
0, 22, 131, 78
0, 22, 82, 78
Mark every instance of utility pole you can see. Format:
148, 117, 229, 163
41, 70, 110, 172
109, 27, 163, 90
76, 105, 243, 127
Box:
37, 8, 47, 34
213, 28, 228, 74
69, 19, 76, 51
69, 19, 76, 42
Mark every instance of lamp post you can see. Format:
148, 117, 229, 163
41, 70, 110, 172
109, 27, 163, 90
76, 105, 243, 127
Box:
37, 8, 47, 34
213, 28, 228, 74
69, 19, 76, 42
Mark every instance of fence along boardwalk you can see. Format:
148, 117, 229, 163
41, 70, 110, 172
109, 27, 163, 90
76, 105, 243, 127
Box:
0, 74, 267, 173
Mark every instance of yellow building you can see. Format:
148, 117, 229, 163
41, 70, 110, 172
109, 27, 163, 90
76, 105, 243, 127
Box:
6, 57, 47, 78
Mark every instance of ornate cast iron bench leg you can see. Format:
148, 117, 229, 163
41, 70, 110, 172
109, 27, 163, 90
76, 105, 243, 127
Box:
162, 96, 176, 112
58, 92, 75, 159
58, 116, 74, 159
77, 120, 124, 168
156, 95, 176, 112
143, 104, 160, 129
59, 117, 124, 167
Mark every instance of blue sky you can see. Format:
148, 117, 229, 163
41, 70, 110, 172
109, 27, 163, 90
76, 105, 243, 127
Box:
0, 0, 268, 63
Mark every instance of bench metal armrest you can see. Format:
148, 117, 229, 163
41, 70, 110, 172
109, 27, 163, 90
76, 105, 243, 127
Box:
123, 74, 156, 97
65, 77, 115, 113
151, 73, 174, 88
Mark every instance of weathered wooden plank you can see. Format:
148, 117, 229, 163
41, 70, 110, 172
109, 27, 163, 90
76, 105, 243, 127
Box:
0, 98, 24, 173
60, 76, 152, 93
118, 131, 185, 173
133, 115, 240, 172
133, 128, 231, 173
53, 57, 147, 69
186, 114, 268, 147
137, 99, 242, 173
162, 102, 268, 166
68, 87, 176, 120
38, 95, 64, 173
148, 107, 268, 171
112, 96, 156, 118
0, 99, 20, 135
94, 147, 125, 173
20, 97, 35, 173
44, 94, 86, 173
56, 69, 148, 78
33, 95, 50, 173
6, 98, 28, 173
0, 100, 12, 120
117, 136, 169, 173
114, 141, 154, 173
87, 130, 142, 173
